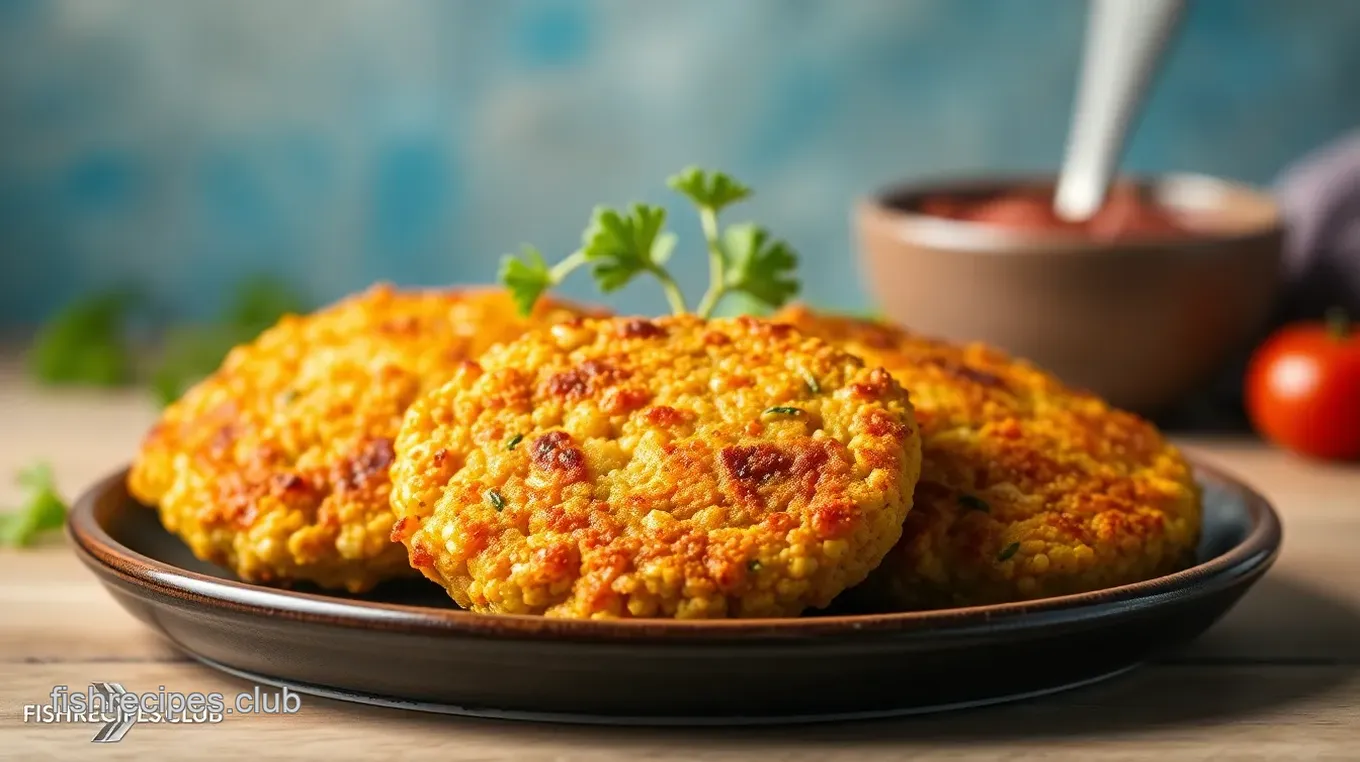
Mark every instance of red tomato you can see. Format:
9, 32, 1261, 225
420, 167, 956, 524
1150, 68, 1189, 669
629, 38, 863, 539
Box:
1245, 308, 1360, 461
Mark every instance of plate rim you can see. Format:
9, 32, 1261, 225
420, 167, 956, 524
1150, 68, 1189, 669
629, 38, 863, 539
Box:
68, 458, 1282, 643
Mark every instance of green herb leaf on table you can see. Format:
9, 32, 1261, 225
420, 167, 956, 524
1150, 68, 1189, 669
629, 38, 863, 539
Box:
0, 463, 69, 548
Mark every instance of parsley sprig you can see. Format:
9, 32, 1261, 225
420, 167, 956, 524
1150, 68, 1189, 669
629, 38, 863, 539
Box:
27, 288, 143, 388
0, 463, 69, 547
499, 167, 800, 318
25, 274, 310, 408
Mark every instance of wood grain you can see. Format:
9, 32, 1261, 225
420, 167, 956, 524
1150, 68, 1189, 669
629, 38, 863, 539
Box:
4, 360, 1360, 759
1, 663, 1357, 761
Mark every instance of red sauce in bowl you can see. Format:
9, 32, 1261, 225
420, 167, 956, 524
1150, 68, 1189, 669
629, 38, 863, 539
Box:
919, 182, 1194, 240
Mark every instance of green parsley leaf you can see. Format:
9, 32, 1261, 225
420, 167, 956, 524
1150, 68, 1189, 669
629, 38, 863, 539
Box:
722, 223, 800, 310
149, 324, 246, 408
667, 167, 752, 213
764, 406, 804, 416
575, 204, 687, 313
499, 245, 557, 317
998, 542, 1020, 562
495, 167, 801, 320
506, 433, 524, 451
0, 463, 69, 547
707, 292, 774, 318
27, 288, 142, 388
581, 204, 675, 292
224, 275, 309, 336
149, 276, 310, 408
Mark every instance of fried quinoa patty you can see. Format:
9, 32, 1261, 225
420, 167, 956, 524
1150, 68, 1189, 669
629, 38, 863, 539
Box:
127, 284, 606, 593
389, 315, 923, 619
774, 305, 1201, 609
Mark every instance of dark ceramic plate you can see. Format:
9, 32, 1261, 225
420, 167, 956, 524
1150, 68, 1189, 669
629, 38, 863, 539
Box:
69, 460, 1280, 725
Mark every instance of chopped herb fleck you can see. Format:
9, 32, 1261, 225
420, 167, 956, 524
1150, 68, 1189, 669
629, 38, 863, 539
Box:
958, 494, 990, 512
802, 371, 821, 395
486, 489, 505, 511
763, 406, 804, 416
997, 542, 1020, 562
747, 559, 763, 572
506, 433, 524, 451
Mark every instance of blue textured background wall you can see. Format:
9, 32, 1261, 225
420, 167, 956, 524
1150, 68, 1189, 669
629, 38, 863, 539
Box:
2, 0, 1359, 324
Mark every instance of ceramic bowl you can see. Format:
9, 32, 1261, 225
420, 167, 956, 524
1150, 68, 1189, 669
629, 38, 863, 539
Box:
856, 174, 1284, 413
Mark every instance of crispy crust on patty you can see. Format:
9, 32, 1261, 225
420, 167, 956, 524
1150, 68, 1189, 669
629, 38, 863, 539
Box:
127, 284, 607, 593
774, 305, 1201, 609
389, 315, 923, 618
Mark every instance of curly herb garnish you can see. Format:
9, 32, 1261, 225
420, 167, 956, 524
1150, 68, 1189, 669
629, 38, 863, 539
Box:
500, 167, 800, 319
763, 406, 804, 417
997, 542, 1020, 562
505, 433, 524, 451
485, 489, 506, 512
958, 495, 990, 513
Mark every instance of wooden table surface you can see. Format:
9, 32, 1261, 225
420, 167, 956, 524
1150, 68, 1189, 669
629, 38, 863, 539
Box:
2, 361, 1358, 761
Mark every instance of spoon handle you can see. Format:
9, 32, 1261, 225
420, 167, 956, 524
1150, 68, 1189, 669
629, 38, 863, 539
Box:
1053, 0, 1186, 222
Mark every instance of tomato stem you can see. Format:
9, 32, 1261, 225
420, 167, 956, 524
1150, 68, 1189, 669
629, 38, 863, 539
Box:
1325, 306, 1351, 341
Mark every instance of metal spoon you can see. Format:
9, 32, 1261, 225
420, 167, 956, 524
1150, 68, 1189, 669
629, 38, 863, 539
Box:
1053, 0, 1187, 222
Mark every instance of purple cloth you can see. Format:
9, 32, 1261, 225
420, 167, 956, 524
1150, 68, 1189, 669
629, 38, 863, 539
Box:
1274, 130, 1360, 320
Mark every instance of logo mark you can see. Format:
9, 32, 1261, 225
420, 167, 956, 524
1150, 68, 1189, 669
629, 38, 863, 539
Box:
90, 682, 136, 743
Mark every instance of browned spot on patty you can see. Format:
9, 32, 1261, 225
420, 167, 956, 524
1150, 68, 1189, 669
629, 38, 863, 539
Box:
863, 407, 907, 439
209, 425, 236, 458
811, 500, 859, 539
340, 437, 395, 490
379, 315, 421, 335
271, 473, 312, 495
643, 405, 692, 428
850, 367, 895, 400
531, 430, 587, 482
602, 386, 652, 415
543, 368, 591, 400
410, 543, 433, 569
618, 318, 667, 340
390, 516, 417, 542
542, 359, 629, 401
720, 444, 795, 489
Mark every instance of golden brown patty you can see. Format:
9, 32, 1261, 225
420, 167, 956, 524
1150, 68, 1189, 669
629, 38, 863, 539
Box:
127, 284, 607, 593
774, 305, 1201, 609
389, 315, 923, 619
